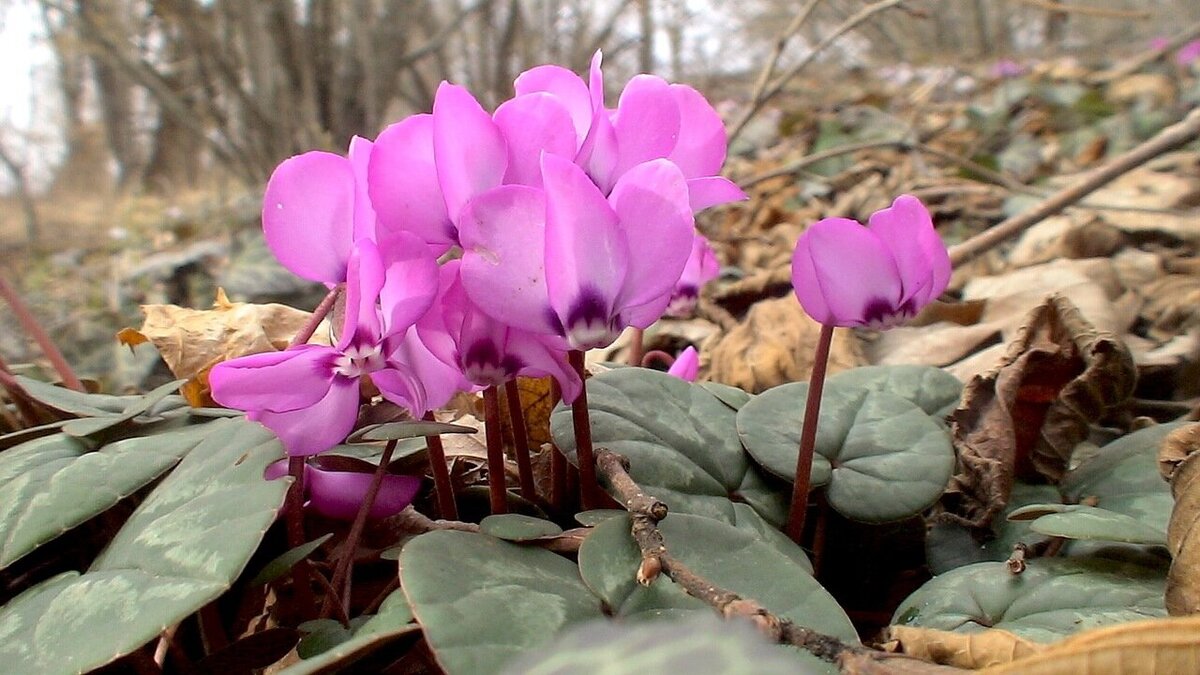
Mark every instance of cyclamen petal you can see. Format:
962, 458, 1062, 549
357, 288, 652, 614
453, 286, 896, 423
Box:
262, 151, 356, 283
209, 346, 334, 414
458, 185, 559, 336
347, 136, 378, 242
513, 64, 593, 141
307, 468, 422, 521
433, 82, 507, 224
542, 154, 629, 349
339, 240, 387, 350
667, 84, 728, 178
667, 346, 700, 382
791, 196, 948, 329
611, 75, 681, 178
687, 176, 747, 212
367, 115, 454, 250
494, 93, 579, 187
607, 159, 694, 313
376, 230, 440, 334
252, 377, 361, 456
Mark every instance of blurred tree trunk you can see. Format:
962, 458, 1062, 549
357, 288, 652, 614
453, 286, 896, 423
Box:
78, 0, 143, 188
638, 0, 654, 72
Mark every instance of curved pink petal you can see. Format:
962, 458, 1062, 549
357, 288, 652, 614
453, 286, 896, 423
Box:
667, 84, 727, 177
494, 93, 579, 187
209, 345, 334, 414
376, 231, 439, 334
791, 218, 903, 327
458, 185, 559, 335
513, 65, 593, 141
607, 159, 693, 312
307, 468, 421, 520
542, 154, 628, 348
433, 82, 507, 223
367, 115, 453, 250
262, 152, 355, 283
348, 136, 377, 242
588, 51, 605, 110
612, 75, 681, 178
252, 377, 360, 456
687, 176, 747, 212
576, 109, 619, 194
621, 292, 675, 329
504, 329, 582, 403
370, 365, 425, 416
382, 325, 471, 413
339, 240, 386, 350
670, 233, 719, 318
667, 346, 699, 381
866, 194, 950, 308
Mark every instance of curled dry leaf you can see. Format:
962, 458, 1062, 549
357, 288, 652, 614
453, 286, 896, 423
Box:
981, 615, 1200, 674
1166, 432, 1200, 616
942, 295, 1136, 531
117, 289, 317, 406
704, 295, 864, 393
883, 625, 1041, 670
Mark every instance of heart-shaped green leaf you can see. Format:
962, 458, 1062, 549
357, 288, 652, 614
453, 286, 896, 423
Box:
0, 418, 287, 673
0, 422, 218, 568
500, 614, 814, 675
280, 591, 418, 674
1008, 503, 1168, 546
827, 365, 962, 416
61, 379, 186, 437
550, 368, 781, 524
738, 382, 954, 522
892, 557, 1166, 642
400, 530, 603, 674
926, 482, 1062, 574
480, 514, 563, 541
15, 374, 188, 418
578, 513, 851, 636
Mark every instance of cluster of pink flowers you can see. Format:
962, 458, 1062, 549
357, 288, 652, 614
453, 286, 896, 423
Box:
210, 52, 742, 465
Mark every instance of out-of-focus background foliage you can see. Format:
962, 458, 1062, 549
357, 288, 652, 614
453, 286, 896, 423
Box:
1, 0, 1199, 389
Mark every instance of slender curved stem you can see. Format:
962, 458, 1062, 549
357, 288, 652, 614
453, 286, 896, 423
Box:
423, 411, 458, 520
483, 385, 509, 514
289, 285, 342, 348
285, 456, 315, 616
0, 274, 84, 391
568, 350, 599, 510
324, 439, 398, 620
504, 380, 536, 501
785, 324, 834, 543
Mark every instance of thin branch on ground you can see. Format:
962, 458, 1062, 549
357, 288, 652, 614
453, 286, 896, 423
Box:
594, 449, 866, 662
949, 107, 1200, 266
1089, 19, 1200, 85
0, 275, 85, 392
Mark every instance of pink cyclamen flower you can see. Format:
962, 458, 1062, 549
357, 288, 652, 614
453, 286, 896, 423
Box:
514, 51, 746, 210
1177, 40, 1200, 66
667, 346, 699, 381
210, 237, 440, 455
265, 460, 420, 520
989, 59, 1024, 79
263, 137, 377, 284
459, 154, 694, 352
791, 195, 950, 329
666, 234, 720, 318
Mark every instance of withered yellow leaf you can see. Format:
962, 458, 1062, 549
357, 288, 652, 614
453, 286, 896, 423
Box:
118, 289, 319, 406
981, 615, 1200, 674
885, 625, 1041, 669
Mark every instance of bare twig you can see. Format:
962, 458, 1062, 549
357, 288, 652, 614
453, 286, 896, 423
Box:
1014, 0, 1150, 20
728, 0, 912, 145
949, 107, 1200, 266
729, 0, 822, 147
595, 449, 867, 662
1089, 19, 1200, 85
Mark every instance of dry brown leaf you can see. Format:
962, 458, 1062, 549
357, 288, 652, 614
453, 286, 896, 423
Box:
942, 295, 1136, 530
1166, 433, 1200, 616
1158, 423, 1200, 484
119, 288, 316, 406
1141, 275, 1200, 340
703, 295, 864, 393
981, 615, 1200, 674
884, 625, 1041, 669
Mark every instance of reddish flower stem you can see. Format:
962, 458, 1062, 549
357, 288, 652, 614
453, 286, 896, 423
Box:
324, 439, 398, 620
504, 379, 537, 501
289, 285, 342, 348
0, 274, 84, 392
568, 350, 599, 510
627, 327, 645, 366
0, 354, 42, 426
639, 350, 675, 369
482, 385, 509, 514
548, 378, 567, 512
423, 411, 458, 520
785, 323, 834, 543
285, 455, 315, 616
